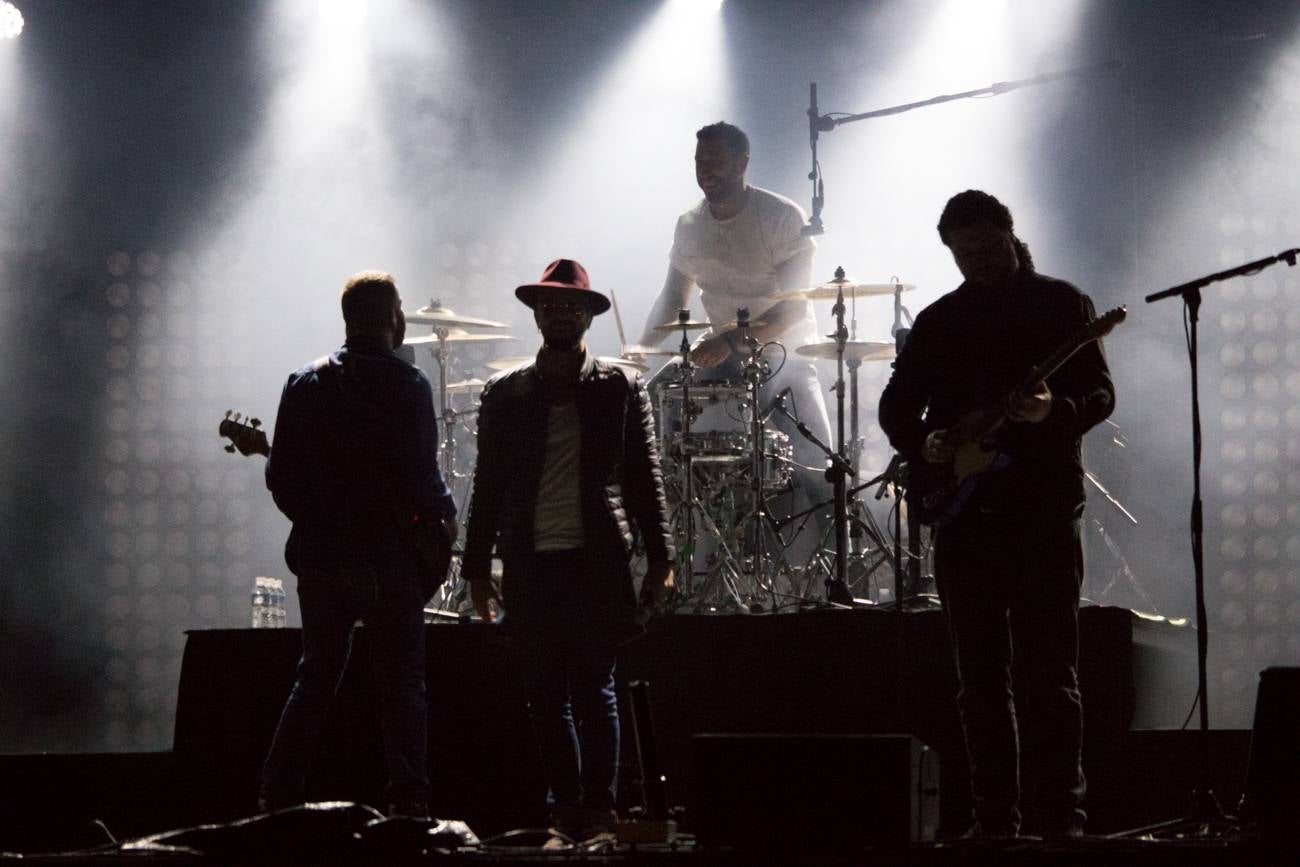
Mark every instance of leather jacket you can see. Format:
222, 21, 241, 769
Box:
462, 353, 675, 588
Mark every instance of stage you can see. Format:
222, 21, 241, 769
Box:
3, 607, 1285, 864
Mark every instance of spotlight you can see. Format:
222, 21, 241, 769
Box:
0, 1, 22, 39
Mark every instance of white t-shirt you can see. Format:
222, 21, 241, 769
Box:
533, 401, 584, 552
669, 186, 819, 347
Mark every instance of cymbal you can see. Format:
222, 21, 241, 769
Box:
444, 378, 486, 394
795, 340, 896, 362
405, 304, 508, 329
653, 318, 715, 333
485, 355, 534, 371
601, 355, 648, 373
620, 344, 680, 357
773, 281, 915, 301
404, 329, 517, 347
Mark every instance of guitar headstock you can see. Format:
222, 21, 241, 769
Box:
1087, 306, 1127, 340
218, 410, 270, 458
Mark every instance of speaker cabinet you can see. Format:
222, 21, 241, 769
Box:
691, 733, 939, 851
1243, 666, 1300, 853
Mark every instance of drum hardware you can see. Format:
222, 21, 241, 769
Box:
660, 308, 751, 610
721, 305, 792, 613
404, 310, 513, 618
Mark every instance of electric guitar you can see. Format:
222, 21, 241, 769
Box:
217, 411, 453, 597
908, 306, 1126, 527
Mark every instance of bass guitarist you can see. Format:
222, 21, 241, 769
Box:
258, 270, 458, 820
878, 190, 1115, 838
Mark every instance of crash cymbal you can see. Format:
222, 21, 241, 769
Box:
404, 329, 517, 347
485, 355, 535, 371
620, 344, 680, 357
444, 378, 486, 395
600, 355, 648, 374
405, 304, 508, 329
773, 281, 915, 301
795, 340, 896, 362
653, 319, 716, 333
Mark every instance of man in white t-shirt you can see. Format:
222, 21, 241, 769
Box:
637, 122, 835, 572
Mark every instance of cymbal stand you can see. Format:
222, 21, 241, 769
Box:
728, 307, 789, 612
825, 270, 853, 604
424, 328, 472, 618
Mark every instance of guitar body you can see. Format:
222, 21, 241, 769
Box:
903, 306, 1127, 528
909, 440, 1012, 528
220, 411, 454, 599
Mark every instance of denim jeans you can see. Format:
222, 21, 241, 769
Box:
259, 551, 430, 809
933, 512, 1087, 833
508, 549, 622, 812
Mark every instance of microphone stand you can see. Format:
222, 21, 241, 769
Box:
769, 400, 855, 608
1120, 247, 1298, 837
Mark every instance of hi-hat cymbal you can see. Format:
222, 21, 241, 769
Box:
486, 355, 534, 371
444, 378, 486, 395
773, 281, 915, 301
404, 329, 517, 347
795, 340, 896, 362
620, 344, 680, 357
405, 304, 508, 329
653, 318, 715, 333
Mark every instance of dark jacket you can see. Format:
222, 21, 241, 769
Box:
878, 270, 1115, 520
462, 354, 674, 611
266, 338, 457, 573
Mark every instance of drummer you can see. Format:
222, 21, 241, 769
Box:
635, 121, 834, 540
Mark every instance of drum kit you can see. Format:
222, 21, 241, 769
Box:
403, 272, 924, 618
628, 272, 920, 612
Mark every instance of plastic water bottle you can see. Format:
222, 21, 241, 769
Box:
251, 576, 272, 628
268, 577, 286, 627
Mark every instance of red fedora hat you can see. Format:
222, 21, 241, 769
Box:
515, 258, 611, 315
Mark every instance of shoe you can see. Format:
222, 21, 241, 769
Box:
386, 801, 431, 822
959, 821, 1018, 839
578, 807, 618, 838
1039, 819, 1085, 838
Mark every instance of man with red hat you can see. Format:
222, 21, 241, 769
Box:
462, 258, 676, 840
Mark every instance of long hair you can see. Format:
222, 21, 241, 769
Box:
937, 189, 1035, 273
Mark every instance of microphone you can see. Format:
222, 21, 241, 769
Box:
764, 386, 792, 423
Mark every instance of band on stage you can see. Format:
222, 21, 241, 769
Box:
243, 120, 1117, 840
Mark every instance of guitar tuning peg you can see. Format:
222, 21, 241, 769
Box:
225, 409, 233, 419
233, 412, 242, 422
224, 444, 236, 454
250, 418, 262, 428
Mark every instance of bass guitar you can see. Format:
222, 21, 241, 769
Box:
909, 306, 1126, 527
217, 410, 453, 598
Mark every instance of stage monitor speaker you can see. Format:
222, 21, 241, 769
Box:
1242, 666, 1300, 853
691, 733, 939, 851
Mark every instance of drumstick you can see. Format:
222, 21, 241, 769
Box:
610, 288, 629, 353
